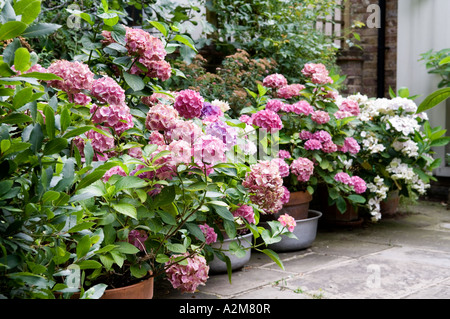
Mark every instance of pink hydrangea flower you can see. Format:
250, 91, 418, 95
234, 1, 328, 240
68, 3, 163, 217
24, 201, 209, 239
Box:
73, 93, 92, 106
199, 224, 218, 244
174, 89, 204, 119
334, 172, 352, 184
193, 135, 225, 165
128, 230, 148, 251
290, 157, 314, 182
148, 131, 166, 146
301, 63, 333, 85
277, 84, 305, 99
169, 139, 192, 165
128, 147, 143, 159
232, 205, 256, 224
322, 140, 338, 153
239, 115, 252, 125
91, 103, 134, 135
250, 110, 283, 133
263, 73, 288, 89
278, 150, 291, 159
311, 110, 330, 124
145, 103, 179, 131
271, 158, 290, 177
165, 253, 209, 293
291, 100, 313, 116
312, 72, 333, 85
125, 27, 165, 57
141, 92, 175, 107
280, 103, 293, 112
278, 214, 296, 232
167, 120, 203, 145
242, 160, 285, 215
350, 176, 367, 194
339, 99, 360, 116
85, 127, 115, 156
103, 166, 127, 182
313, 130, 332, 143
341, 137, 360, 154
334, 110, 354, 119
299, 130, 313, 140
304, 139, 323, 151
47, 60, 94, 94
91, 75, 126, 105
280, 186, 290, 205
140, 59, 172, 81
265, 99, 285, 112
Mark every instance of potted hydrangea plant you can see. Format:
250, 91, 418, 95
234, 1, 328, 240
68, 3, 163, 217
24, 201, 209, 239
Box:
239, 63, 368, 228
349, 92, 450, 221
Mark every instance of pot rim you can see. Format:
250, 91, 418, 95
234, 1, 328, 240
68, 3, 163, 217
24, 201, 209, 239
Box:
260, 210, 322, 224
219, 232, 253, 243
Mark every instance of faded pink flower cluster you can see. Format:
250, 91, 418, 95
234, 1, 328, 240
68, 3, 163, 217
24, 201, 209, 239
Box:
278, 214, 296, 232
47, 60, 94, 98
174, 89, 204, 119
91, 75, 126, 105
334, 172, 367, 194
278, 150, 291, 159
301, 63, 333, 85
91, 103, 134, 135
263, 73, 288, 89
335, 99, 360, 119
141, 92, 175, 107
192, 135, 226, 165
290, 157, 315, 182
145, 103, 179, 132
265, 99, 285, 112
250, 110, 283, 133
199, 224, 218, 244
242, 160, 285, 215
340, 137, 360, 155
311, 110, 330, 124
290, 100, 314, 116
232, 205, 256, 224
165, 253, 209, 293
103, 166, 127, 182
85, 127, 115, 160
301, 130, 338, 154
102, 27, 171, 81
277, 84, 305, 99
128, 229, 148, 251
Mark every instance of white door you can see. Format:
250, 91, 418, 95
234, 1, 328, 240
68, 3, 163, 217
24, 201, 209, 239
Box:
397, 0, 450, 176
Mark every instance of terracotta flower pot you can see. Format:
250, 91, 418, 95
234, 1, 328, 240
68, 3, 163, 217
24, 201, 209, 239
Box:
100, 276, 154, 299
275, 191, 313, 220
56, 274, 154, 299
380, 190, 400, 216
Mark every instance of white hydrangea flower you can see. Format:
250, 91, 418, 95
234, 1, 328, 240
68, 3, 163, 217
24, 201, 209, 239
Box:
211, 99, 230, 112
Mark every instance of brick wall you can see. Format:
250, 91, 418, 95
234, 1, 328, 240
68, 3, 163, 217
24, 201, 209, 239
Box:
337, 0, 398, 98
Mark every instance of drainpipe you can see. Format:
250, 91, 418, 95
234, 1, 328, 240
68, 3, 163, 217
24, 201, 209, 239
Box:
377, 0, 387, 98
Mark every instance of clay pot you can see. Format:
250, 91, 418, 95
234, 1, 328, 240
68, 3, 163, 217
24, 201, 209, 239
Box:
380, 190, 400, 216
275, 191, 313, 220
56, 274, 154, 299
100, 276, 154, 299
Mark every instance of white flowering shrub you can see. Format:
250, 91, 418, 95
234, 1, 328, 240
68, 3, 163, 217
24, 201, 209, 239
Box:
349, 94, 450, 221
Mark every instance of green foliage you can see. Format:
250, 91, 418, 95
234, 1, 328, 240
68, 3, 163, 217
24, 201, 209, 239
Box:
209, 0, 342, 83
420, 48, 450, 89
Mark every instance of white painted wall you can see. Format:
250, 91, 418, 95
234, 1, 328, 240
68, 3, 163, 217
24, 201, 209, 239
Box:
397, 0, 450, 176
